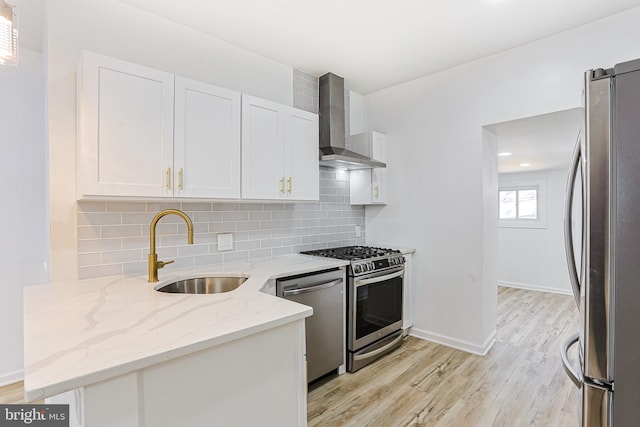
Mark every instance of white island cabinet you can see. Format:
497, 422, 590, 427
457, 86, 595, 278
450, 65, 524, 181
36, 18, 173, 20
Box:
47, 321, 306, 427
77, 51, 241, 200
24, 256, 350, 427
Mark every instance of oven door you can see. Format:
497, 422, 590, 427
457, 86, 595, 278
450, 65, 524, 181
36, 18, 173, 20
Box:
349, 266, 404, 351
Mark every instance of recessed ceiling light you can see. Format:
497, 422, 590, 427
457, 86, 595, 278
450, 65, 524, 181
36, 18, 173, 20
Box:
520, 163, 531, 167
498, 152, 512, 157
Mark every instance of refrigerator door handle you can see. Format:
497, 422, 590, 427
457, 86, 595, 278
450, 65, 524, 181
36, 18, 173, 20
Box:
564, 132, 582, 308
561, 332, 582, 389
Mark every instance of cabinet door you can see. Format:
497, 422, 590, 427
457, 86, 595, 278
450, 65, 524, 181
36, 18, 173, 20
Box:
284, 108, 319, 201
350, 169, 373, 205
174, 77, 241, 199
241, 95, 286, 200
371, 168, 386, 204
371, 132, 387, 162
78, 51, 174, 198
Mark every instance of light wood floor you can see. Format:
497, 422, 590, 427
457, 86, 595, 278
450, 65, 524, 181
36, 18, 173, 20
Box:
0, 287, 580, 427
307, 287, 580, 427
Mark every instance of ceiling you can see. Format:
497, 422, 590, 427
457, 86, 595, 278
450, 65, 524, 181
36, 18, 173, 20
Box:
489, 108, 583, 174
116, 0, 640, 94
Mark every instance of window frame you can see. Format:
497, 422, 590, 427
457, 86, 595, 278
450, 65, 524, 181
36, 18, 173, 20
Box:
498, 178, 547, 229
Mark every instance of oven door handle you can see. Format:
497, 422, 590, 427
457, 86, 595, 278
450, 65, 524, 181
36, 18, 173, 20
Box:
355, 269, 404, 287
353, 333, 404, 361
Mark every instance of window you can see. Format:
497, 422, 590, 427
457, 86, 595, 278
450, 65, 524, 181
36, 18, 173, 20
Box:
499, 188, 538, 220
498, 179, 546, 229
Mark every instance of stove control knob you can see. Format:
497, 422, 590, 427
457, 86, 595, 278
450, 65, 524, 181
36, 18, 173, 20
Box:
390, 258, 396, 266
368, 262, 374, 271
354, 265, 360, 274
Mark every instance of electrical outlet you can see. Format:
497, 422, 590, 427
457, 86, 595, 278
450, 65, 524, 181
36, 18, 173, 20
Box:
217, 233, 233, 251
355, 225, 362, 238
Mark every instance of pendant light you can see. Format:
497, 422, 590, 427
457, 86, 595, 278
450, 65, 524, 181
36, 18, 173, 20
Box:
0, 0, 17, 66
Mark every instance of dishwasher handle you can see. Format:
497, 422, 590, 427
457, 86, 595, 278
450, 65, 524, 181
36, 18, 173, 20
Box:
282, 278, 343, 297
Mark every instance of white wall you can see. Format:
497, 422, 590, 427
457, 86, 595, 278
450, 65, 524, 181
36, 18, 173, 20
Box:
45, 0, 295, 281
0, 49, 49, 385
498, 169, 572, 295
364, 7, 640, 354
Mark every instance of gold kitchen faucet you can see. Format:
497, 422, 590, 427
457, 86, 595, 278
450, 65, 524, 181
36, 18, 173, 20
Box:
148, 209, 194, 283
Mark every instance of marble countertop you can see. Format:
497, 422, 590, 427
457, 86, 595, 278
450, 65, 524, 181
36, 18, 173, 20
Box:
23, 254, 349, 402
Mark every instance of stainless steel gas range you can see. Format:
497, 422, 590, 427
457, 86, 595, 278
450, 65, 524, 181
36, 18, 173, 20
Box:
300, 246, 405, 372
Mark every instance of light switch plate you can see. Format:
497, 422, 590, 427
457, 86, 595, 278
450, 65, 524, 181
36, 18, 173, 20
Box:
218, 233, 233, 251
355, 225, 362, 238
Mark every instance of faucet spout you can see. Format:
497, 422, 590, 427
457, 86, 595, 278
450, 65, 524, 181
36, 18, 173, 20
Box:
148, 209, 194, 283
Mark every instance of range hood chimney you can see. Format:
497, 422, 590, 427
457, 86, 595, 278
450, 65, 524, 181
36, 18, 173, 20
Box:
318, 73, 386, 170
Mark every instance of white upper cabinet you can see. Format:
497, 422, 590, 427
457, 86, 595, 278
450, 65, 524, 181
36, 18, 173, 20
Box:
241, 96, 286, 200
242, 95, 319, 201
285, 108, 319, 200
77, 51, 241, 200
349, 131, 387, 205
174, 77, 241, 199
77, 51, 175, 198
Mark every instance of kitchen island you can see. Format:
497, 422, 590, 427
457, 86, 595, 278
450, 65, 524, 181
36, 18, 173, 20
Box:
23, 255, 348, 427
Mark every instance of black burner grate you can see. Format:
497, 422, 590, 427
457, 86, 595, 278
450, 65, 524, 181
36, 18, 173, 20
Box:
300, 246, 400, 261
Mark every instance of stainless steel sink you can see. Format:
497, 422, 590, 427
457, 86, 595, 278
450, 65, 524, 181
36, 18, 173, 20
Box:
155, 276, 248, 294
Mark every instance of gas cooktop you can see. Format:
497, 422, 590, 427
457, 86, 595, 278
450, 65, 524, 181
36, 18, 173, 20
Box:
300, 245, 401, 261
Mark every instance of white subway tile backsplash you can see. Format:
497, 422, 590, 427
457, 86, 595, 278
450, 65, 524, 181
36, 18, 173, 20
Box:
102, 225, 143, 238
249, 248, 272, 260
261, 238, 283, 248
195, 254, 224, 266
123, 261, 146, 275
78, 227, 101, 239
177, 244, 210, 257
212, 203, 240, 211
236, 240, 261, 251
170, 257, 196, 270
77, 202, 106, 213
78, 238, 122, 253
223, 211, 249, 221
147, 202, 181, 212
272, 247, 293, 256
78, 253, 101, 267
75, 69, 366, 280
106, 202, 146, 212
236, 221, 260, 231
209, 222, 236, 233
182, 202, 213, 211
193, 212, 224, 222
102, 249, 143, 264
249, 211, 272, 221
78, 212, 122, 226
260, 220, 282, 229
224, 251, 249, 263
248, 230, 273, 240
79, 264, 123, 280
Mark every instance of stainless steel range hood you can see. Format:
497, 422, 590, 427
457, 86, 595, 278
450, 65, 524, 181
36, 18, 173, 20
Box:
318, 73, 386, 170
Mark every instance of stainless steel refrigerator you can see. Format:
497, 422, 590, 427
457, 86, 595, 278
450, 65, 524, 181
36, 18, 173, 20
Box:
562, 58, 640, 426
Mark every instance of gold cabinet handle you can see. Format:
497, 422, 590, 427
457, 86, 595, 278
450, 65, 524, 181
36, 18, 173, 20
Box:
178, 168, 184, 190
287, 177, 292, 194
166, 168, 171, 190
280, 177, 285, 194
374, 185, 379, 199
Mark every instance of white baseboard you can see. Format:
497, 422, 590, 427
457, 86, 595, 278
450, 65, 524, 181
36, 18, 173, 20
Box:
0, 369, 24, 387
410, 328, 496, 356
499, 281, 572, 296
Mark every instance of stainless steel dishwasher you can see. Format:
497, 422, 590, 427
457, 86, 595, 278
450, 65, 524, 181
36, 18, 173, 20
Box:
276, 268, 345, 383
